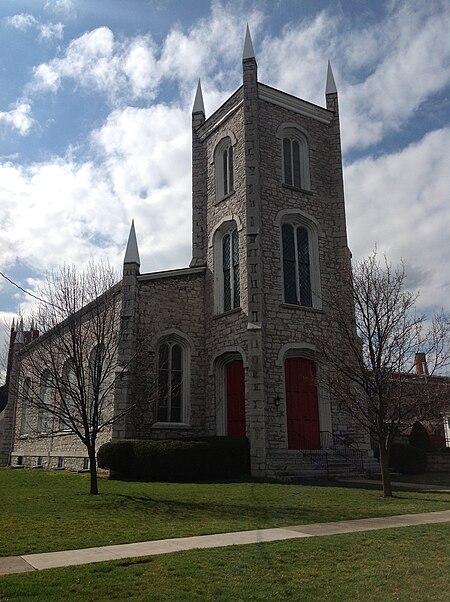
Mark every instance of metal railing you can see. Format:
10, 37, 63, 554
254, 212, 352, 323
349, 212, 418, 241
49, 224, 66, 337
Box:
320, 430, 365, 473
298, 448, 330, 479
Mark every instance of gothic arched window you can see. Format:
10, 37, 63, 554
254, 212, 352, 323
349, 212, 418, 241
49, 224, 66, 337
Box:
213, 220, 240, 314
20, 377, 31, 434
157, 338, 189, 424
280, 216, 321, 308
281, 128, 310, 190
215, 137, 234, 200
38, 371, 51, 433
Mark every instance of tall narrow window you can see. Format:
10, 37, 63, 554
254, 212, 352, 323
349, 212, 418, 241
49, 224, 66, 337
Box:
20, 378, 31, 434
281, 128, 310, 190
38, 371, 51, 433
60, 361, 77, 431
282, 223, 313, 307
215, 137, 234, 200
222, 227, 240, 311
157, 341, 184, 423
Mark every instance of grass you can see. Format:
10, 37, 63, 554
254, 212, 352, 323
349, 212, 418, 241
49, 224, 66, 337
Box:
1, 469, 450, 557
1, 523, 450, 601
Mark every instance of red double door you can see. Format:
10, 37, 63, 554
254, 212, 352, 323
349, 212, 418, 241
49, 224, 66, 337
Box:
285, 357, 320, 449
226, 360, 246, 437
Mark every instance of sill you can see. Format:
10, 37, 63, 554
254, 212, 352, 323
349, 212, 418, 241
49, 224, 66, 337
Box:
214, 190, 235, 205
152, 422, 192, 429
282, 183, 313, 195
19, 434, 29, 439
213, 307, 242, 319
281, 303, 323, 313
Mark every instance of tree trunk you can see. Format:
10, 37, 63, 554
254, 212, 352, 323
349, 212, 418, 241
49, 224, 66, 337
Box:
379, 444, 393, 497
88, 448, 99, 495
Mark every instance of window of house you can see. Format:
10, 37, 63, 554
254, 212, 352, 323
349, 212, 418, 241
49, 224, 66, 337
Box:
281, 129, 310, 190
60, 361, 77, 431
20, 377, 31, 434
38, 371, 51, 433
88, 344, 107, 425
213, 221, 240, 314
281, 217, 321, 308
215, 137, 234, 200
157, 339, 189, 423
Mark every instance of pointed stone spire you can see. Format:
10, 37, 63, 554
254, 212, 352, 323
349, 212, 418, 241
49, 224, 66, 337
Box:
11, 318, 15, 331
326, 60, 337, 95
243, 24, 255, 60
15, 318, 24, 346
124, 220, 140, 266
192, 79, 205, 115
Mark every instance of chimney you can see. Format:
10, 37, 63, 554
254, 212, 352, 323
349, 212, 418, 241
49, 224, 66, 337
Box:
415, 353, 428, 376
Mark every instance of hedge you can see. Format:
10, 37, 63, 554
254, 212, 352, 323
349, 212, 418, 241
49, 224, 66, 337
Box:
97, 437, 250, 481
389, 443, 427, 475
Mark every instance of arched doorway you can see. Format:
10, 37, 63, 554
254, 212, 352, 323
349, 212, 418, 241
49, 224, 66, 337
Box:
225, 359, 246, 436
285, 357, 320, 449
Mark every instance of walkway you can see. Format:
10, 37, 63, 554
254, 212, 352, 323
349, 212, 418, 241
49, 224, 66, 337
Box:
2, 509, 450, 576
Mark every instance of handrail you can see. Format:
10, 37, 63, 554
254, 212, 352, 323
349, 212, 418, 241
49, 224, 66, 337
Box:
320, 430, 365, 473
298, 448, 329, 479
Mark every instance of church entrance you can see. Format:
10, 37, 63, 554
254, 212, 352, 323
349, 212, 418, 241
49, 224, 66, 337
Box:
226, 359, 246, 436
285, 357, 320, 449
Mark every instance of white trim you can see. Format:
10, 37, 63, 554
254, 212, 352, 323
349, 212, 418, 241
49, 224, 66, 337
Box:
259, 83, 333, 124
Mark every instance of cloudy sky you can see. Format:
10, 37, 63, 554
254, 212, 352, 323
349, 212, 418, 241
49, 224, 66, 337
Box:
0, 0, 449, 345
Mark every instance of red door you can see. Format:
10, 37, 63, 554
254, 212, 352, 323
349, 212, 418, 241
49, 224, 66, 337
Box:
285, 357, 320, 449
226, 360, 246, 436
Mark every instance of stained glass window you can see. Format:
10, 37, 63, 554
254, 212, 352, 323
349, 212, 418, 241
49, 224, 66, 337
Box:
282, 224, 313, 307
157, 342, 184, 423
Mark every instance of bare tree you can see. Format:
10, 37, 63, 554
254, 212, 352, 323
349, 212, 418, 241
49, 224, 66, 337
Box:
12, 262, 128, 495
320, 252, 450, 497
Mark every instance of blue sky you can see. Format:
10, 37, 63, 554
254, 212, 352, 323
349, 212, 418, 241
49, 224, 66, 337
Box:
0, 0, 449, 348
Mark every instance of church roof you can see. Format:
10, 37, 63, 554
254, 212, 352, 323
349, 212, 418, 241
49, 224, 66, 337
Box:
124, 220, 140, 265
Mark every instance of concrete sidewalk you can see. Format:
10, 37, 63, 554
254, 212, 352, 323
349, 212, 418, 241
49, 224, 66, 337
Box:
1, 510, 450, 577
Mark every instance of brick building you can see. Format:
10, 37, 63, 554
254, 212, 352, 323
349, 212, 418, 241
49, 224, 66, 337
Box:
2, 29, 376, 478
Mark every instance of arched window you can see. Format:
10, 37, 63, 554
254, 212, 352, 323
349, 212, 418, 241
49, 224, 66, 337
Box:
89, 344, 107, 425
215, 137, 234, 199
38, 371, 51, 433
20, 377, 31, 434
281, 128, 310, 190
157, 338, 189, 423
280, 215, 321, 308
60, 361, 77, 431
213, 220, 240, 314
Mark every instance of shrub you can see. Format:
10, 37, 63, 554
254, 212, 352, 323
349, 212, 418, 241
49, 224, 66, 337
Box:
98, 437, 250, 481
389, 443, 427, 475
409, 422, 432, 452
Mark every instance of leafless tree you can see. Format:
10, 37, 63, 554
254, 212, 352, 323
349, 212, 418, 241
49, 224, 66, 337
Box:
12, 262, 128, 495
320, 252, 450, 497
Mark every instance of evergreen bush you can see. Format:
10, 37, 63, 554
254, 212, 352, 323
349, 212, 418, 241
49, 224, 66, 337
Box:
409, 422, 432, 452
389, 443, 427, 474
98, 437, 250, 481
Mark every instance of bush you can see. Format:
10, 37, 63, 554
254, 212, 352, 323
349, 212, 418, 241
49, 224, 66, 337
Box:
409, 422, 432, 452
98, 437, 250, 481
389, 443, 427, 475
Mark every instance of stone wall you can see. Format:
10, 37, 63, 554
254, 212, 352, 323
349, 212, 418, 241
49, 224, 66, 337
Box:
427, 452, 450, 472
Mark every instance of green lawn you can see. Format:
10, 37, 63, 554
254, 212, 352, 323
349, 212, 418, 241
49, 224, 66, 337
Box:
1, 469, 450, 557
1, 524, 449, 601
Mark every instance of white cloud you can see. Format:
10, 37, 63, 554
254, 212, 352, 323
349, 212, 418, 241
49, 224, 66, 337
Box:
0, 103, 34, 135
345, 127, 450, 311
5, 13, 37, 30
44, 0, 76, 20
30, 27, 160, 102
5, 12, 64, 41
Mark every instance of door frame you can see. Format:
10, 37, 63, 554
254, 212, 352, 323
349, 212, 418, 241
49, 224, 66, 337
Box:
213, 350, 246, 436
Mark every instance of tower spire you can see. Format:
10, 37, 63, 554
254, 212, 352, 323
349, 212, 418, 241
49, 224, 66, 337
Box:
124, 220, 140, 266
192, 79, 205, 115
243, 24, 255, 60
326, 60, 337, 95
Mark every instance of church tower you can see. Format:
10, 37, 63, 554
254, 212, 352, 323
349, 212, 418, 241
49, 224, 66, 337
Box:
191, 27, 363, 476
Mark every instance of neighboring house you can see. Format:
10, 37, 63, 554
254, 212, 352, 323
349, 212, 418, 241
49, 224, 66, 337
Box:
2, 29, 377, 479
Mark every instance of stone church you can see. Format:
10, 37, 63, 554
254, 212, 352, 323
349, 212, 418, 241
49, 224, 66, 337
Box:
1, 28, 374, 479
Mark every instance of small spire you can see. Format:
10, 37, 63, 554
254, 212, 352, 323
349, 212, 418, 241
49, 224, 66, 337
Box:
11, 318, 15, 331
15, 318, 24, 345
243, 24, 255, 60
124, 220, 140, 265
192, 79, 205, 114
326, 61, 337, 94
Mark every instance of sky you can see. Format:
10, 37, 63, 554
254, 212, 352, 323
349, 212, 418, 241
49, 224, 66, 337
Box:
0, 0, 449, 358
